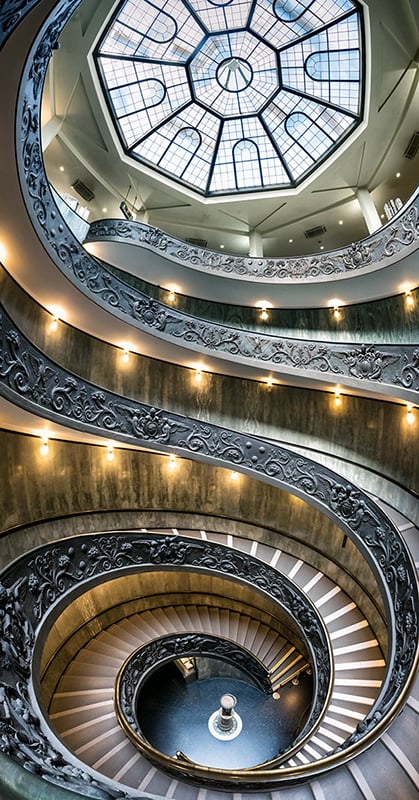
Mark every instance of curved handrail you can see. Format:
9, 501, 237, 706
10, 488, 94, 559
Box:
85, 190, 419, 283
115, 631, 317, 774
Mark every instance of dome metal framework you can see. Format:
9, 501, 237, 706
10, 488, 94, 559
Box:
94, 0, 364, 197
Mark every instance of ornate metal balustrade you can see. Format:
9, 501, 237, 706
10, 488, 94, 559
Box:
0, 300, 417, 789
86, 193, 419, 282
8, 0, 417, 399
2, 531, 330, 794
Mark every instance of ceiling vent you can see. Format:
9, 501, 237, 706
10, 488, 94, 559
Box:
403, 131, 419, 159
186, 237, 207, 248
71, 179, 95, 202
304, 225, 326, 239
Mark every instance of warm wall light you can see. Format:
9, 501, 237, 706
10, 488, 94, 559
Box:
334, 389, 342, 407
265, 377, 274, 389
230, 471, 239, 480
168, 453, 178, 470
106, 445, 115, 460
121, 347, 130, 363
405, 290, 414, 308
256, 300, 272, 321
0, 241, 7, 262
49, 315, 59, 332
168, 290, 176, 303
40, 436, 49, 456
195, 369, 202, 383
406, 404, 415, 425
333, 305, 341, 320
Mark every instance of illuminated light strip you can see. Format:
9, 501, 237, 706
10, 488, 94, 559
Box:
331, 692, 375, 706
334, 677, 382, 687
288, 559, 303, 579
333, 639, 379, 656
329, 619, 369, 639
310, 735, 334, 752
74, 723, 122, 755
323, 601, 356, 623
92, 738, 130, 770
302, 571, 323, 592
112, 750, 143, 782
328, 704, 365, 720
322, 715, 357, 734
50, 698, 114, 719
269, 549, 282, 566
317, 726, 345, 744
334, 659, 385, 670
314, 585, 341, 608
137, 767, 157, 792
62, 711, 116, 738
347, 761, 376, 800
381, 733, 419, 789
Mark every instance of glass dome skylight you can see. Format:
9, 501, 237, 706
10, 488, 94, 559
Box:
94, 0, 363, 197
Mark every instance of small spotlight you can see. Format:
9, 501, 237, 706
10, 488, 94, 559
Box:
334, 389, 342, 407
168, 453, 177, 469
220, 244, 225, 249
59, 165, 65, 172
168, 289, 176, 303
396, 172, 401, 178
333, 305, 341, 320
121, 347, 129, 363
230, 471, 239, 480
195, 369, 202, 383
338, 220, 343, 225
405, 290, 414, 308
320, 245, 324, 251
406, 404, 415, 425
265, 377, 273, 389
106, 445, 114, 461
288, 238, 293, 243
102, 207, 107, 214
40, 437, 49, 457
50, 315, 58, 332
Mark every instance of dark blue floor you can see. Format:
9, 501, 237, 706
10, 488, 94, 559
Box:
137, 664, 312, 769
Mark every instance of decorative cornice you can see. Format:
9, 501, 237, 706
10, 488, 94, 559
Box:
86, 194, 419, 281
12, 0, 418, 397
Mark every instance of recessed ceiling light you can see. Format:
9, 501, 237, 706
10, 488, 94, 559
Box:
396, 172, 401, 178
102, 207, 107, 213
320, 245, 324, 250
288, 238, 293, 243
338, 220, 343, 225
59, 165, 64, 172
220, 244, 225, 249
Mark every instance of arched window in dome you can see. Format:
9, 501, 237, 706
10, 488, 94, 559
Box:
131, 0, 177, 43
158, 127, 202, 178
111, 78, 166, 118
285, 111, 333, 160
305, 48, 360, 82
233, 139, 263, 189
273, 0, 316, 23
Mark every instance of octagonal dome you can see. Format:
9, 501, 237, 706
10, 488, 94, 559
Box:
94, 0, 364, 197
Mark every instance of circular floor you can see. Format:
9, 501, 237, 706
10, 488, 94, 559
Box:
137, 663, 312, 769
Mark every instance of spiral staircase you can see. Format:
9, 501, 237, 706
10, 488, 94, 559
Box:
47, 527, 386, 789
0, 0, 418, 799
